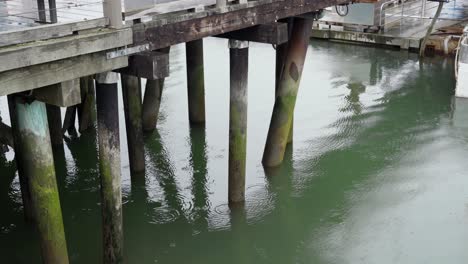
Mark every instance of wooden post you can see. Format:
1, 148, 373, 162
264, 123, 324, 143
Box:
228, 40, 249, 205
95, 72, 124, 264
142, 79, 164, 132
7, 95, 34, 221
46, 104, 63, 146
216, 0, 227, 8
13, 96, 69, 263
103, 0, 123, 28
276, 18, 294, 144
121, 74, 145, 174
62, 106, 77, 137
77, 76, 96, 132
262, 18, 312, 167
186, 39, 206, 125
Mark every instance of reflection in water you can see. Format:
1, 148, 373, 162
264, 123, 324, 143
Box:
0, 40, 464, 263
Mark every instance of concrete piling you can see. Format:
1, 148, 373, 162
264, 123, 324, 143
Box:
46, 104, 63, 146
186, 39, 206, 125
228, 40, 249, 205
13, 96, 69, 263
262, 18, 312, 167
95, 72, 124, 264
121, 74, 145, 174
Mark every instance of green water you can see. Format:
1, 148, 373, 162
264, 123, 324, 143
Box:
0, 39, 466, 263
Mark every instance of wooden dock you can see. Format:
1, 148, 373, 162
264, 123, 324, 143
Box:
0, 0, 373, 262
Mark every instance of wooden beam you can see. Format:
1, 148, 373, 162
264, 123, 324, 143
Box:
0, 18, 109, 47
0, 28, 132, 73
33, 79, 81, 107
118, 51, 170, 80
0, 52, 128, 96
216, 23, 288, 44
133, 0, 351, 49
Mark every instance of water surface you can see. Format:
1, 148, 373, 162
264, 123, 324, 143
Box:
0, 39, 465, 263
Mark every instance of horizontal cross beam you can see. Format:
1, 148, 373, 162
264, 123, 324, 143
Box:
133, 0, 352, 49
117, 51, 170, 80
0, 51, 128, 96
0, 28, 132, 73
215, 23, 288, 44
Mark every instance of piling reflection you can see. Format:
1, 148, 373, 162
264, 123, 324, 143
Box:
188, 126, 210, 229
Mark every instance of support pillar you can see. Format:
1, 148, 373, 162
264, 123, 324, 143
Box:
275, 18, 294, 144
7, 95, 33, 221
228, 40, 249, 205
186, 39, 206, 125
142, 79, 164, 132
62, 106, 77, 137
13, 96, 69, 263
77, 76, 96, 132
95, 72, 123, 264
141, 47, 170, 132
46, 104, 63, 146
262, 18, 312, 167
121, 74, 145, 174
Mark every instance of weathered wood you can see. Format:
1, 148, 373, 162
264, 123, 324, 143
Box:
216, 23, 289, 45
0, 28, 132, 73
103, 0, 124, 28
118, 51, 169, 80
46, 104, 63, 146
121, 74, 145, 174
62, 106, 78, 137
142, 79, 165, 132
33, 79, 81, 107
186, 39, 206, 124
133, 0, 350, 49
13, 97, 69, 263
228, 40, 248, 204
276, 18, 294, 144
0, 122, 13, 148
0, 51, 128, 96
263, 18, 313, 167
77, 76, 97, 132
0, 18, 108, 47
95, 72, 124, 264
7, 95, 34, 221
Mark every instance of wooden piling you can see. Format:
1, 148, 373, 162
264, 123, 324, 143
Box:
46, 104, 63, 146
142, 79, 164, 132
262, 18, 312, 167
228, 40, 249, 204
121, 74, 145, 174
7, 95, 33, 221
186, 39, 206, 124
141, 47, 170, 132
95, 72, 124, 264
77, 76, 96, 133
13, 96, 69, 263
62, 106, 77, 137
275, 18, 294, 145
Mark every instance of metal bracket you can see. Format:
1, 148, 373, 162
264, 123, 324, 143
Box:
106, 44, 151, 59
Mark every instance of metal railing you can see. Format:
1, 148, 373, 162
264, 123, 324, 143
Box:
379, 0, 442, 31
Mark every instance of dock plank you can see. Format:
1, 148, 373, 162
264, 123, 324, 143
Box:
0, 27, 131, 72
0, 51, 128, 95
